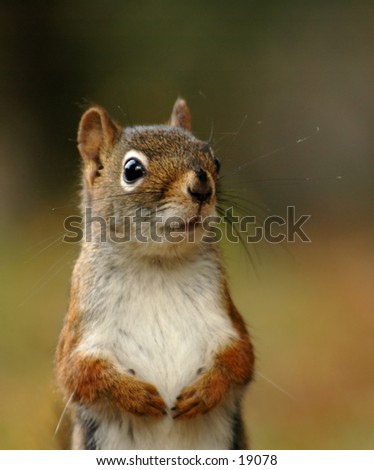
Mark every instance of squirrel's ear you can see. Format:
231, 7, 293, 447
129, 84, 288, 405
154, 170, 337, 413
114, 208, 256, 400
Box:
78, 106, 122, 186
170, 98, 192, 131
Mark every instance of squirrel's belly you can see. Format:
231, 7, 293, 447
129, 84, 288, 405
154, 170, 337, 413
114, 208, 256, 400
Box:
113, 300, 235, 407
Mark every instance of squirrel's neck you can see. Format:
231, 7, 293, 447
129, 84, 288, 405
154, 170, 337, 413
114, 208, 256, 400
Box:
80, 236, 222, 271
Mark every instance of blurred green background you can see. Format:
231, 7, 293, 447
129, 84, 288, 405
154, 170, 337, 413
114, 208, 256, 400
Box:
0, 0, 373, 449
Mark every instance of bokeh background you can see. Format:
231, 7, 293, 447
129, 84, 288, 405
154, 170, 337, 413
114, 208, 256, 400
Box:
1, 0, 373, 449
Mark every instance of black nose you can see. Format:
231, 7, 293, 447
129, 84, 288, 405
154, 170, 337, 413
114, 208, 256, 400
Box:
188, 169, 212, 204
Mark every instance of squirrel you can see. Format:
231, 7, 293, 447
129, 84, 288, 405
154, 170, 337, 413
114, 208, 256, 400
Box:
55, 98, 255, 450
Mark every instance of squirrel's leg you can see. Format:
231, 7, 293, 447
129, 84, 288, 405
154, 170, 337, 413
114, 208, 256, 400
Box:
173, 298, 254, 420
59, 353, 167, 417
172, 335, 253, 420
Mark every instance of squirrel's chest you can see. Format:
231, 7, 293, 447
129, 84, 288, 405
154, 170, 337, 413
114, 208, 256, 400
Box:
79, 258, 237, 404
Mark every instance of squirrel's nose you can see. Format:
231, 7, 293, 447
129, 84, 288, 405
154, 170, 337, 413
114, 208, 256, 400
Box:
188, 168, 213, 204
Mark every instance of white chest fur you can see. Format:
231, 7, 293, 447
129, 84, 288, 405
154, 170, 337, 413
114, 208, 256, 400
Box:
76, 247, 239, 449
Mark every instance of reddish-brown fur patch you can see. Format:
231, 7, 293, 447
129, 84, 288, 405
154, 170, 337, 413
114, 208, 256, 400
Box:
63, 354, 166, 417
56, 281, 82, 383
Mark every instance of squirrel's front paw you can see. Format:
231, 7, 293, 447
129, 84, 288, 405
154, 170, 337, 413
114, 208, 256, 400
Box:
172, 370, 228, 420
117, 377, 167, 417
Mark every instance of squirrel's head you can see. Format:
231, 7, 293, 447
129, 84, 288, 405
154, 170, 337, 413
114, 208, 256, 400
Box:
77, 98, 221, 257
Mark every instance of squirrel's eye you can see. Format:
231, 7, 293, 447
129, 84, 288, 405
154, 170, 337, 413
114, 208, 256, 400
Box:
213, 157, 221, 173
123, 158, 146, 183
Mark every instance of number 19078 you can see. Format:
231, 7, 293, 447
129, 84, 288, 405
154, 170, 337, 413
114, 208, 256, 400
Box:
239, 455, 278, 465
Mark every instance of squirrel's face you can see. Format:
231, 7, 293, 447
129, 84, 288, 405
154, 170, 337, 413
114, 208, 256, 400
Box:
78, 99, 221, 253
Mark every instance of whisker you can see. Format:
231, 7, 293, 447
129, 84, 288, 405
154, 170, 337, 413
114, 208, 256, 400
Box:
54, 392, 74, 438
216, 205, 260, 277
21, 232, 66, 260
217, 202, 267, 229
207, 121, 215, 147
51, 190, 165, 212
256, 371, 298, 401
218, 188, 272, 215
232, 114, 248, 143
220, 126, 321, 182
18, 247, 76, 308
23, 234, 65, 264
229, 175, 343, 185
217, 194, 270, 219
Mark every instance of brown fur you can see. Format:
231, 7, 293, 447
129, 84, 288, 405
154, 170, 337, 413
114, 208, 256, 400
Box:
55, 281, 82, 380
60, 353, 166, 416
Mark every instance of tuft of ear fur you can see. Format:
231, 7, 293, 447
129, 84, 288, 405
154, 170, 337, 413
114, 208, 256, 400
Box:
170, 98, 192, 131
77, 106, 122, 187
